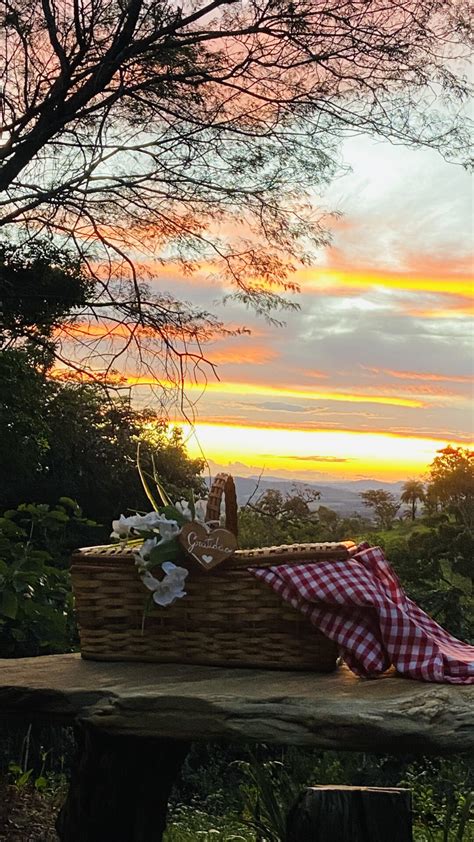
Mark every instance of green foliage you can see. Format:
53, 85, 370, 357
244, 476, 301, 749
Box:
0, 239, 93, 356
170, 745, 473, 842
164, 806, 254, 841
400, 758, 474, 842
0, 349, 52, 484
0, 349, 205, 523
426, 447, 474, 529
0, 500, 96, 657
372, 521, 473, 642
238, 487, 370, 549
237, 757, 299, 842
238, 506, 316, 549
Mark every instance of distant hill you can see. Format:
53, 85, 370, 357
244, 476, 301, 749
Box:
206, 475, 405, 516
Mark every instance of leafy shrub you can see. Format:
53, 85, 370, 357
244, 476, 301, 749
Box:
0, 499, 98, 657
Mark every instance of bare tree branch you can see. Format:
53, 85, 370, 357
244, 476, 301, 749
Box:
0, 0, 471, 392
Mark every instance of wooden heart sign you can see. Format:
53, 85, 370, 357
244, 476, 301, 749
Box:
179, 522, 237, 570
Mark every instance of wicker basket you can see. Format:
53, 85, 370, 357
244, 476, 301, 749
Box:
71, 474, 355, 671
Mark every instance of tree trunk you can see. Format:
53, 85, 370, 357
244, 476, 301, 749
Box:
286, 785, 412, 842
56, 724, 189, 842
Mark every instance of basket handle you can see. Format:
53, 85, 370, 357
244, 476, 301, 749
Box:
205, 473, 238, 538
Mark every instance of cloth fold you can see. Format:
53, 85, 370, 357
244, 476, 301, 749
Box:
252, 543, 474, 684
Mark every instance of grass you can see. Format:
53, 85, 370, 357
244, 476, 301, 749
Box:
0, 778, 472, 841
164, 806, 254, 841
0, 778, 256, 841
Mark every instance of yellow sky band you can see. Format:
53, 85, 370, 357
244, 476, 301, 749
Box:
297, 268, 474, 298
124, 377, 425, 408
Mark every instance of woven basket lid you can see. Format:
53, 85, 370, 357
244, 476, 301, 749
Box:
72, 540, 356, 572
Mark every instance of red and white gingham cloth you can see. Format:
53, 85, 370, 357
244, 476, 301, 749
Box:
252, 543, 474, 683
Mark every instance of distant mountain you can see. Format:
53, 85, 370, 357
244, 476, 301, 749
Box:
206, 475, 405, 516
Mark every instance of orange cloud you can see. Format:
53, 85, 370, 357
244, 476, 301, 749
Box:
402, 304, 474, 319
363, 366, 473, 384
55, 323, 140, 340
206, 343, 278, 365
400, 253, 474, 278
49, 368, 128, 385
323, 246, 473, 279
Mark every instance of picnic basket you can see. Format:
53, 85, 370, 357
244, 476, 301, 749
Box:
71, 474, 355, 671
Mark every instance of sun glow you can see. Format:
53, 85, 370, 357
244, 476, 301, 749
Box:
298, 268, 474, 298
177, 423, 470, 481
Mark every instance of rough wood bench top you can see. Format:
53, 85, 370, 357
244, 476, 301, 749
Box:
0, 654, 472, 754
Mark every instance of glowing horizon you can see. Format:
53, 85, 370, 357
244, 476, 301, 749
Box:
176, 422, 472, 482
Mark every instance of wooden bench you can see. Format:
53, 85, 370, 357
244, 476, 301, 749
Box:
1, 654, 473, 840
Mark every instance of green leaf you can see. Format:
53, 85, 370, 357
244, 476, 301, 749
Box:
0, 517, 25, 538
136, 443, 161, 511
45, 510, 69, 523
149, 537, 180, 567
58, 496, 81, 512
17, 769, 33, 788
151, 454, 172, 506
34, 776, 47, 791
0, 590, 18, 619
8, 763, 22, 776
159, 505, 187, 526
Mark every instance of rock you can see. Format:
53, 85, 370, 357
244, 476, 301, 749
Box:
0, 654, 472, 754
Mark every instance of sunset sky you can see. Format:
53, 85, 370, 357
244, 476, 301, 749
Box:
139, 134, 473, 482
63, 134, 473, 482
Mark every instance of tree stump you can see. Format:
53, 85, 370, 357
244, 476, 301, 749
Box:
56, 724, 189, 842
286, 785, 412, 842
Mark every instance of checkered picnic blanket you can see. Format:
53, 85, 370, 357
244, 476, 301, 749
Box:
252, 543, 474, 683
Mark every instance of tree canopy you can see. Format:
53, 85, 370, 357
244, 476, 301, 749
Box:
360, 489, 401, 530
0, 0, 471, 385
426, 446, 474, 529
400, 480, 426, 521
0, 348, 206, 522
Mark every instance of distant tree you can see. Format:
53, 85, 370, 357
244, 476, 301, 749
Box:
249, 485, 320, 521
426, 446, 474, 529
316, 506, 340, 533
361, 490, 400, 531
400, 480, 426, 521
316, 506, 370, 542
239, 485, 321, 548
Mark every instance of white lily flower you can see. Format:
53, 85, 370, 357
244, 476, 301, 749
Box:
140, 570, 162, 591
194, 499, 208, 523
174, 499, 192, 520
152, 580, 187, 607
111, 511, 180, 541
162, 561, 188, 585
139, 562, 188, 606
135, 537, 159, 563
157, 519, 180, 542
111, 514, 131, 539
139, 511, 168, 529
